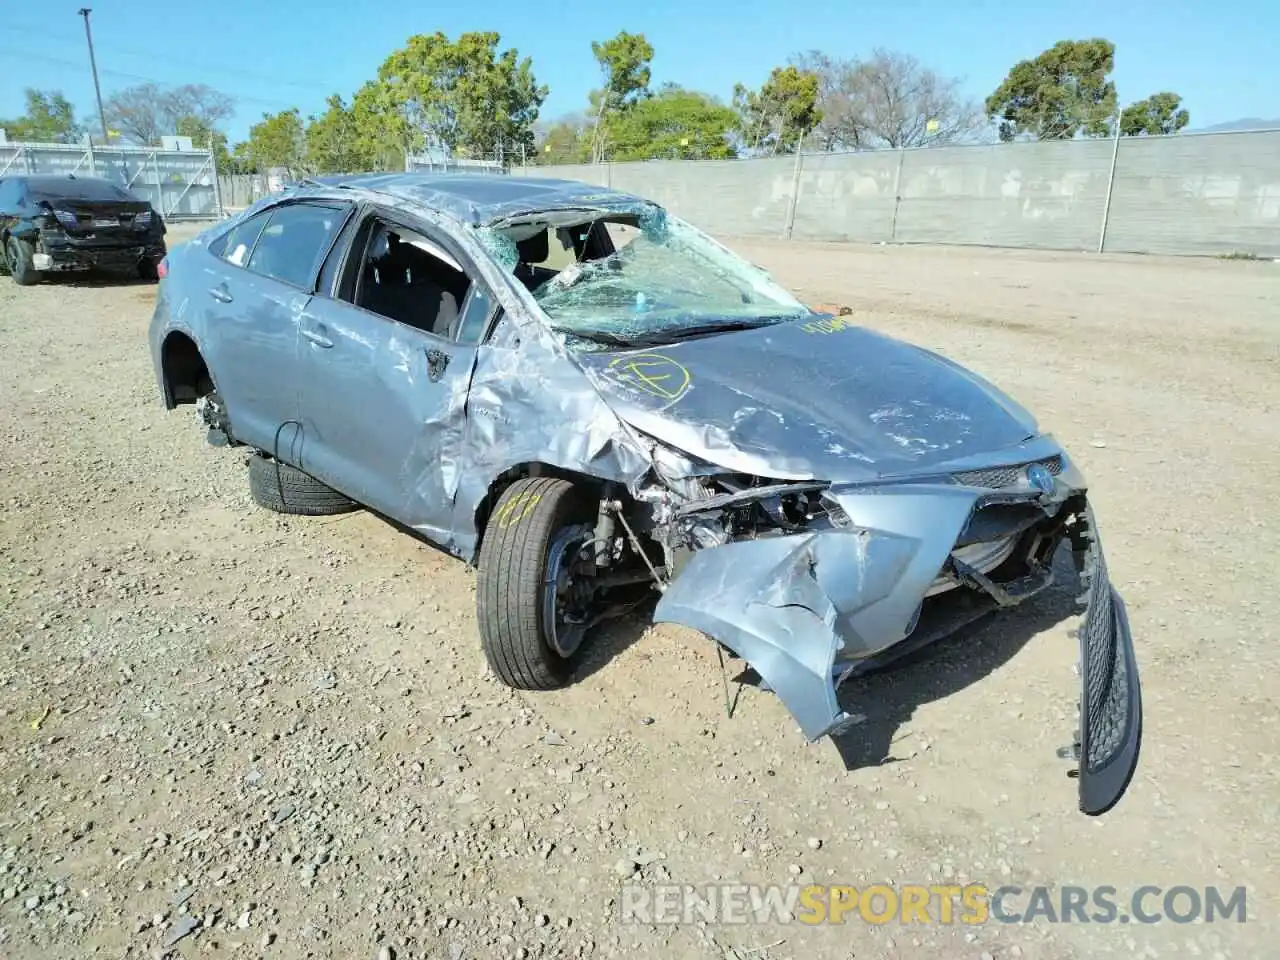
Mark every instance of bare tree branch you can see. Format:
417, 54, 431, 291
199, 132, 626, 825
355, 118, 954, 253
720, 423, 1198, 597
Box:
789, 47, 987, 151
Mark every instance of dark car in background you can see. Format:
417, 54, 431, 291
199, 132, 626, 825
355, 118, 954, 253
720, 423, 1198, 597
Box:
0, 174, 167, 285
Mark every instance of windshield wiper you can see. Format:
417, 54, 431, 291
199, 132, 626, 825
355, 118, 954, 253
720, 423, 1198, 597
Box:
558, 316, 799, 350
616, 317, 795, 347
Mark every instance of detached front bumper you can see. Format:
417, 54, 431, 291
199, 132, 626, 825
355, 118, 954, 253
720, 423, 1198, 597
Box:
653, 472, 1142, 815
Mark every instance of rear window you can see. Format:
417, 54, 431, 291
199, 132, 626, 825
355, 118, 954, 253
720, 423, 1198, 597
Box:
26, 177, 137, 203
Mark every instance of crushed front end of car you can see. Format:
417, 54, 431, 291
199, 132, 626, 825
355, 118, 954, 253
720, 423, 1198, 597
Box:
30, 206, 166, 275
470, 197, 1140, 814
638, 446, 1141, 815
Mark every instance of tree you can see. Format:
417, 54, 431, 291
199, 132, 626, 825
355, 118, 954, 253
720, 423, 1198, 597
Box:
231, 141, 255, 174
733, 66, 822, 154
164, 85, 234, 129
306, 95, 373, 173
985, 39, 1117, 141
793, 48, 984, 149
456, 35, 547, 160
588, 31, 654, 162
535, 114, 592, 164
350, 81, 408, 171
175, 115, 232, 171
359, 31, 547, 163
245, 108, 307, 176
105, 83, 234, 145
104, 83, 168, 144
1120, 92, 1189, 136
606, 85, 738, 160
1, 88, 82, 143
787, 50, 866, 151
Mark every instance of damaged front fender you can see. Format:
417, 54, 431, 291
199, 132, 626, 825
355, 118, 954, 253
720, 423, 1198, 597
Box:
654, 533, 864, 741
652, 484, 975, 741
653, 483, 1142, 814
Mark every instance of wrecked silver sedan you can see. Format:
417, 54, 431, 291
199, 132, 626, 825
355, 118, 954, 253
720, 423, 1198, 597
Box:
148, 173, 1141, 814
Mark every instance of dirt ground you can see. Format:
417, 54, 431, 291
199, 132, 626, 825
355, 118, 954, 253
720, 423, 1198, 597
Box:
1, 225, 1277, 960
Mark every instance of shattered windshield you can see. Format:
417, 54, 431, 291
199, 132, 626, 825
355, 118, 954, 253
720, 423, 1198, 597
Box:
480, 207, 809, 346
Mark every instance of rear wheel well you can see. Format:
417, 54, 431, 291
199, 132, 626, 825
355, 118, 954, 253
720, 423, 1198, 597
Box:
161, 332, 213, 408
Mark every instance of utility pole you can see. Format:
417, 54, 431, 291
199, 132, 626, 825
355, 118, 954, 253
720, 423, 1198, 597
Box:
78, 8, 109, 144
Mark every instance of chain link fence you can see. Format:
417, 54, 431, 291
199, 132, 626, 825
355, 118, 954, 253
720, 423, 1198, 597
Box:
522, 129, 1280, 257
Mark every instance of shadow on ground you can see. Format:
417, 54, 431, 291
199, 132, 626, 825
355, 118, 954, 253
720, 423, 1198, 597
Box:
705, 548, 1082, 772
827, 548, 1080, 771
59, 272, 158, 289
355, 502, 1080, 774
573, 593, 658, 683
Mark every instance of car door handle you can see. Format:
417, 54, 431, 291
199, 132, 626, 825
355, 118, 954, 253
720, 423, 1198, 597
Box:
302, 327, 333, 348
208, 284, 233, 303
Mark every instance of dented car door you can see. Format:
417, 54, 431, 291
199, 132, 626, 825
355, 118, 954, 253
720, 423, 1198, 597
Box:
294, 213, 489, 545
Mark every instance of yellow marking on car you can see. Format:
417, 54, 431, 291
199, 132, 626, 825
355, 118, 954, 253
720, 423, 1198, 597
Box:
606, 353, 692, 402
494, 492, 542, 528
801, 315, 858, 335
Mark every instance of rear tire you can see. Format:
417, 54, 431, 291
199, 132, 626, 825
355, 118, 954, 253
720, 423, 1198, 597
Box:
6, 237, 40, 286
247, 453, 358, 517
138, 258, 159, 282
476, 477, 595, 690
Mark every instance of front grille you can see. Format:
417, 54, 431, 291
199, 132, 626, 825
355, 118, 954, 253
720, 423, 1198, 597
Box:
1081, 542, 1128, 773
953, 454, 1063, 489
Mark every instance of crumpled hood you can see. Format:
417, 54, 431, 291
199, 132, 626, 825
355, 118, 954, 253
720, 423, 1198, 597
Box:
576, 318, 1040, 480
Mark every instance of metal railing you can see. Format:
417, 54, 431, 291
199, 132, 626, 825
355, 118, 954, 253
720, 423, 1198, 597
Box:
405, 152, 507, 176
0, 140, 223, 219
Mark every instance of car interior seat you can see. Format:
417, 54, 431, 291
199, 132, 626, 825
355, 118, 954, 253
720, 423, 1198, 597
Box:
361, 230, 414, 322
361, 228, 464, 338
514, 230, 549, 290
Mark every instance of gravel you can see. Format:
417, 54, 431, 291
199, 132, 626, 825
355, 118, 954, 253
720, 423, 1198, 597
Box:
0, 230, 1275, 958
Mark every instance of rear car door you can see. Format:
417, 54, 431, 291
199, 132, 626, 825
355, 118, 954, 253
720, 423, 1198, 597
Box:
295, 208, 496, 546
201, 200, 352, 452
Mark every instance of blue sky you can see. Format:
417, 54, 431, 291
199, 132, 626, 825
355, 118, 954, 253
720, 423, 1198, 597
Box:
1, 0, 1275, 142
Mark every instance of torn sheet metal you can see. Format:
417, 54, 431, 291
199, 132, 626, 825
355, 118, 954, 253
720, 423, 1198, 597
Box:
446, 312, 653, 558
654, 468, 1142, 814
653, 482, 980, 740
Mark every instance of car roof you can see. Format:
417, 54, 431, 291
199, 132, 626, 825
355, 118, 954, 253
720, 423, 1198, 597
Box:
303, 172, 651, 225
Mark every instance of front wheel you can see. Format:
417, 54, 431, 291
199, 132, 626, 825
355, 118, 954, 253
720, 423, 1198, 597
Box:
476, 477, 599, 690
6, 237, 40, 286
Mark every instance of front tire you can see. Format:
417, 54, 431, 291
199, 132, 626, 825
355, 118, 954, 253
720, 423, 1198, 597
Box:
477, 477, 597, 690
6, 237, 40, 286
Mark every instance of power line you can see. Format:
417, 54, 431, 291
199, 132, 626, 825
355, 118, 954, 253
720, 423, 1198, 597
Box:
3, 20, 334, 94
0, 47, 307, 111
